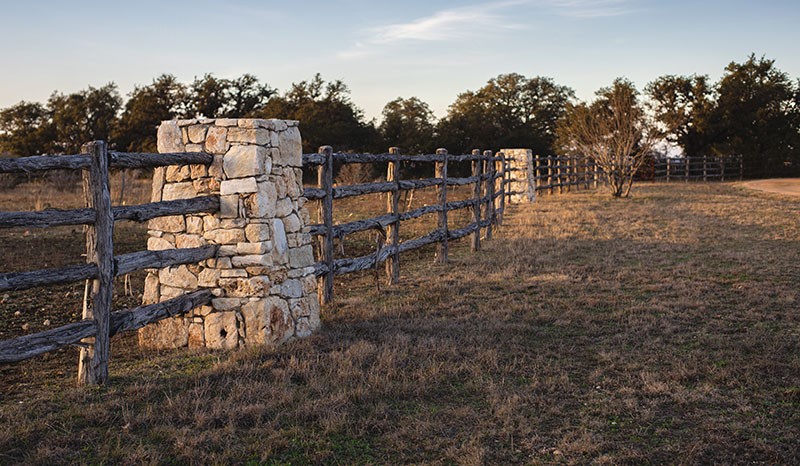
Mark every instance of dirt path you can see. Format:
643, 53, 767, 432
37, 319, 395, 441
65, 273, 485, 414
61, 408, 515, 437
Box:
741, 178, 800, 195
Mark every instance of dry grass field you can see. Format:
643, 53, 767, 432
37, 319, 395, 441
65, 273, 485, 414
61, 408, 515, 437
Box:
0, 178, 799, 465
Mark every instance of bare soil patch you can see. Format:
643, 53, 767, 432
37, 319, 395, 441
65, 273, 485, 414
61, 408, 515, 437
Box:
741, 178, 800, 196
1, 181, 798, 464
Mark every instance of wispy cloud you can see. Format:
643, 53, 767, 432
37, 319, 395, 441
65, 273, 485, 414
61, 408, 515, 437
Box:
338, 0, 636, 60
338, 1, 527, 59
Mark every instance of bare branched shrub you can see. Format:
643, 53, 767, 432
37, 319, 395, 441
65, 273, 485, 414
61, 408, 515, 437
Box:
558, 78, 657, 197
335, 162, 379, 185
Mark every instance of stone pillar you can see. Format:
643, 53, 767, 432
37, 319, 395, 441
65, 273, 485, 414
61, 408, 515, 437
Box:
502, 148, 535, 203
139, 118, 320, 350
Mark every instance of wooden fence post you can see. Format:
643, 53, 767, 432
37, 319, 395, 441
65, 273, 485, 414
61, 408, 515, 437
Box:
497, 152, 506, 225
685, 156, 690, 182
435, 148, 449, 264
470, 149, 482, 252
666, 158, 671, 182
386, 147, 401, 285
720, 157, 726, 182
548, 156, 554, 194
483, 150, 495, 240
702, 155, 708, 181
77, 141, 113, 386
592, 160, 599, 189
317, 145, 335, 304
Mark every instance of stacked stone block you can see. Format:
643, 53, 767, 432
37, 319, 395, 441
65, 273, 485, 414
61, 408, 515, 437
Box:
503, 148, 535, 204
139, 118, 320, 350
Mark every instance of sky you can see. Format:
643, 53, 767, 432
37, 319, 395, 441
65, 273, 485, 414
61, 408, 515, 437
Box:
1, 0, 799, 122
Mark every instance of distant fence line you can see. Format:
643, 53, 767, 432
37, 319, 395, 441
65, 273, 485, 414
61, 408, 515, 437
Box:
302, 147, 509, 305
532, 154, 600, 194
653, 155, 743, 182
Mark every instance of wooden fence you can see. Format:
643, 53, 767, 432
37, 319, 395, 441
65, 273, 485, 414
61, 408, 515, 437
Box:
0, 141, 220, 384
302, 147, 509, 305
653, 155, 743, 182
533, 155, 600, 194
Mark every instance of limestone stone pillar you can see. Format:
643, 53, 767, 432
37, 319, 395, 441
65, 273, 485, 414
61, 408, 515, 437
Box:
502, 148, 535, 203
139, 118, 320, 350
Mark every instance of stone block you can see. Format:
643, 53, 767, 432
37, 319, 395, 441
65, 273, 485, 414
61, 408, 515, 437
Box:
188, 125, 208, 143
219, 276, 269, 297
165, 165, 191, 182
245, 223, 271, 242
188, 322, 205, 348
204, 228, 245, 245
190, 164, 208, 179
289, 245, 314, 269
186, 216, 204, 234
205, 126, 229, 154
220, 269, 248, 278
220, 194, 240, 219
204, 312, 239, 349
159, 265, 198, 289
148, 215, 185, 233
212, 297, 241, 311
231, 254, 273, 267
163, 182, 196, 201
275, 126, 302, 166
272, 218, 288, 255
237, 241, 271, 255
175, 234, 205, 249
143, 273, 160, 305
227, 127, 271, 145
282, 213, 302, 233
244, 182, 277, 217
198, 268, 221, 287
280, 279, 304, 298
148, 236, 175, 251
242, 297, 293, 346
221, 178, 258, 195
138, 316, 189, 349
157, 121, 184, 153
223, 145, 270, 178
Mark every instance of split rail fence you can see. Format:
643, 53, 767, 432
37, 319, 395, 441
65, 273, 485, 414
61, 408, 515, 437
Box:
532, 155, 600, 193
303, 147, 509, 304
0, 141, 220, 384
654, 155, 743, 182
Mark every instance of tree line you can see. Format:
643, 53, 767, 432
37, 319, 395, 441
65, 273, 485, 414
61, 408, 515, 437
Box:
1, 54, 798, 179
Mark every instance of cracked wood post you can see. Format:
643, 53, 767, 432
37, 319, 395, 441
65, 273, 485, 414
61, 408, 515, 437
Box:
77, 141, 114, 386
497, 152, 506, 225
483, 150, 494, 240
386, 147, 401, 285
435, 148, 448, 264
318, 145, 335, 305
470, 149, 482, 252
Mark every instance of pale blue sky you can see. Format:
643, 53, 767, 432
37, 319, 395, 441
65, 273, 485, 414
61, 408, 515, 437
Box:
1, 0, 798, 121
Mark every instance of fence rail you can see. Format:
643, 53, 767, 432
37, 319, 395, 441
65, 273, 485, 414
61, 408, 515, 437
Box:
653, 155, 743, 182
533, 155, 599, 194
0, 141, 219, 384
303, 147, 509, 304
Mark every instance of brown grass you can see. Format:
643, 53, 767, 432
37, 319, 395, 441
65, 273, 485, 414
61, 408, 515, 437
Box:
1, 180, 799, 465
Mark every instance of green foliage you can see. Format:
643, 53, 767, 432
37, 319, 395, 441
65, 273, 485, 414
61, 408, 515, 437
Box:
711, 54, 800, 177
646, 74, 715, 158
379, 96, 435, 154
436, 73, 574, 155
113, 74, 188, 152
255, 74, 379, 153
0, 101, 54, 155
188, 73, 275, 119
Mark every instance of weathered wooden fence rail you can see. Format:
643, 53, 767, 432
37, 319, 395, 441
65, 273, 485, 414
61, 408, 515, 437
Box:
653, 155, 743, 182
302, 147, 509, 304
0, 141, 219, 384
532, 155, 600, 194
